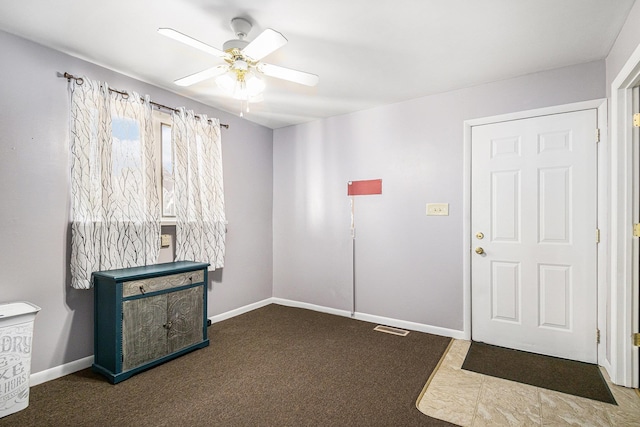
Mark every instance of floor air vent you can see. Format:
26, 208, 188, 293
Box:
374, 325, 410, 336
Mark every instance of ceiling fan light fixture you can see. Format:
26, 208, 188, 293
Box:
215, 70, 265, 102
245, 72, 265, 97
215, 73, 236, 93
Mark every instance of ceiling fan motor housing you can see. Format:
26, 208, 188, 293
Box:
230, 17, 252, 38
223, 39, 249, 51
224, 17, 252, 52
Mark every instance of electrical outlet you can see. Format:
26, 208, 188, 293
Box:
426, 203, 449, 216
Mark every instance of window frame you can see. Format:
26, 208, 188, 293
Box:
152, 109, 176, 225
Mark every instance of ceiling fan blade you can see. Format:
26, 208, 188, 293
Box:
174, 65, 229, 87
158, 28, 231, 60
259, 63, 319, 87
242, 29, 287, 61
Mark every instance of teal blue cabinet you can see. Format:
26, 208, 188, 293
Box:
92, 261, 210, 384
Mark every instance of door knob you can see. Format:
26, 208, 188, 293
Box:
475, 247, 485, 255
475, 232, 484, 240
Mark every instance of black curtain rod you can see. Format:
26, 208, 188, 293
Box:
62, 72, 229, 129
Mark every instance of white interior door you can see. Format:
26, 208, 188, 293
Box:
471, 109, 598, 363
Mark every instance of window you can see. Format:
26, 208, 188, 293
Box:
111, 117, 144, 218
154, 110, 176, 222
161, 123, 175, 218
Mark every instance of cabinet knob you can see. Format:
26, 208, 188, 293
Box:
163, 321, 173, 329
139, 285, 146, 294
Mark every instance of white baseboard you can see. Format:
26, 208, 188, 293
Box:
208, 298, 273, 324
30, 355, 93, 386
270, 298, 352, 317
271, 297, 466, 339
30, 297, 462, 386
354, 311, 466, 339
599, 358, 613, 381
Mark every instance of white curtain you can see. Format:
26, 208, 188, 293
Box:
69, 77, 160, 289
172, 108, 226, 269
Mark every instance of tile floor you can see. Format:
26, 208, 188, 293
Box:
417, 340, 640, 426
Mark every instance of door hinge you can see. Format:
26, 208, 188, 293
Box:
595, 228, 600, 243
633, 113, 640, 128
595, 128, 600, 143
596, 329, 601, 344
633, 333, 640, 347
634, 223, 640, 237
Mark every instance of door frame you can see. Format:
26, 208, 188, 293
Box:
462, 98, 608, 367
610, 42, 640, 388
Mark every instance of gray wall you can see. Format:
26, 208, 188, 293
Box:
0, 30, 273, 374
273, 61, 606, 332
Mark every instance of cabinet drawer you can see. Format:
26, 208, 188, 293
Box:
123, 270, 204, 297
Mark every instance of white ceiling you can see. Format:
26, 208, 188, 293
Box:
0, 0, 635, 129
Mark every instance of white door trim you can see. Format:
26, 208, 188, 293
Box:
610, 42, 640, 388
462, 98, 608, 365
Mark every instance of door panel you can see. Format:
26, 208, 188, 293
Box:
491, 261, 520, 323
538, 264, 571, 329
471, 109, 597, 363
539, 167, 570, 242
167, 286, 203, 353
492, 171, 520, 241
122, 294, 168, 370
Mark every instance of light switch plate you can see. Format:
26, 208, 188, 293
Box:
426, 203, 449, 216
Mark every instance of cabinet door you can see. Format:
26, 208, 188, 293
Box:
167, 286, 203, 353
122, 294, 168, 371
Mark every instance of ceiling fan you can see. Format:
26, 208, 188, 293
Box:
158, 17, 318, 113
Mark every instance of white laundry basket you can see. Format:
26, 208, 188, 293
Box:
0, 301, 41, 419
